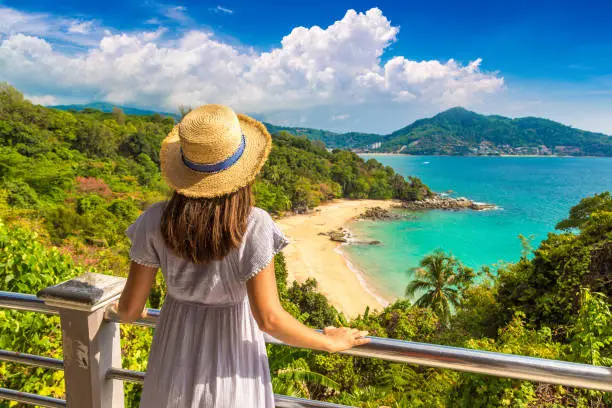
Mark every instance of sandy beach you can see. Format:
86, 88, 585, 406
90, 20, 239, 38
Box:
275, 199, 397, 318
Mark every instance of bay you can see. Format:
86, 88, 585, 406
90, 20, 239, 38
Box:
344, 156, 612, 298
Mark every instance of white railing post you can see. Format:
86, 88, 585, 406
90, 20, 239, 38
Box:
38, 273, 126, 408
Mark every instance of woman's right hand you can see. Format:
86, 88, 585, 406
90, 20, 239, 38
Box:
323, 326, 370, 352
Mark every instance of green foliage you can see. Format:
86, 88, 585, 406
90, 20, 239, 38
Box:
569, 289, 612, 366
451, 283, 501, 339
556, 192, 612, 230
0, 221, 82, 401
271, 351, 340, 399
0, 147, 75, 206
253, 181, 292, 213
4, 180, 39, 209
376, 301, 441, 341
107, 199, 140, 221
273, 253, 302, 320
76, 194, 106, 214
496, 193, 612, 330
258, 131, 430, 214
287, 278, 344, 328
0, 221, 82, 292
454, 313, 582, 408
119, 131, 167, 165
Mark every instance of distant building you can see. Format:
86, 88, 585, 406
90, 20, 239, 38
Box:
554, 146, 582, 155
539, 145, 552, 155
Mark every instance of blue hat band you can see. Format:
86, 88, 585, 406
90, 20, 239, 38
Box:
181, 134, 246, 174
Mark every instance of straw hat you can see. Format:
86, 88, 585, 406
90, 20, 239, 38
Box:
160, 104, 272, 198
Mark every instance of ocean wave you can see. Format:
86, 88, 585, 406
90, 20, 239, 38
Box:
334, 244, 390, 308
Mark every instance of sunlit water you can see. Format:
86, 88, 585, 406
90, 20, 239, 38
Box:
343, 156, 612, 298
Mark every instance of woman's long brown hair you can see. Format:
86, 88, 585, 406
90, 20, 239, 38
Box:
161, 184, 253, 263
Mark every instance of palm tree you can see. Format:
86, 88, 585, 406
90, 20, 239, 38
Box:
405, 249, 461, 325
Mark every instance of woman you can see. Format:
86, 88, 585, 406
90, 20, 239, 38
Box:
116, 104, 370, 407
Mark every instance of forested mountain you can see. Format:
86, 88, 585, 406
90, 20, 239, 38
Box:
54, 103, 612, 156
51, 102, 181, 120
380, 107, 612, 156
263, 122, 383, 150
267, 108, 612, 156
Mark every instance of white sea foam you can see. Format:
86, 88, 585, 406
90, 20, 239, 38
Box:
334, 243, 391, 308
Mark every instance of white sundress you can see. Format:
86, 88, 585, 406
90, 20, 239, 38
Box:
126, 202, 289, 408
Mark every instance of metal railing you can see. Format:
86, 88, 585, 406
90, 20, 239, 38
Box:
1, 278, 611, 408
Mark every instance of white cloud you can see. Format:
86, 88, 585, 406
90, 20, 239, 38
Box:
163, 6, 191, 24
210, 5, 234, 15
0, 6, 102, 47
331, 114, 350, 121
24, 94, 59, 105
0, 6, 51, 37
0, 6, 504, 121
140, 27, 168, 42
68, 21, 93, 34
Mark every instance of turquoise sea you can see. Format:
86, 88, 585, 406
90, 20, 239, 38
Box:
344, 156, 612, 299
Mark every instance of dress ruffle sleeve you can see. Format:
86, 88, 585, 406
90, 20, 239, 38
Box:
126, 210, 161, 268
239, 208, 289, 281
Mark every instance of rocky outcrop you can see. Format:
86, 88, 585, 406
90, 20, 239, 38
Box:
320, 228, 381, 245
328, 230, 349, 242
358, 206, 401, 220
399, 195, 496, 211
469, 201, 497, 211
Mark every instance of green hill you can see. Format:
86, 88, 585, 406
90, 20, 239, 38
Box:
263, 123, 384, 150
381, 107, 612, 156
50, 102, 181, 121
266, 107, 612, 156
51, 103, 612, 156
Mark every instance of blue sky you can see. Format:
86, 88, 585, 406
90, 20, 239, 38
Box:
1, 0, 611, 134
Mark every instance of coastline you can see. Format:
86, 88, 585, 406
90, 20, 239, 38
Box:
357, 152, 411, 156
334, 244, 392, 308
275, 199, 396, 318
360, 153, 603, 158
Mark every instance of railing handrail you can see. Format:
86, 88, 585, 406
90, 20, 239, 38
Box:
1, 290, 612, 394
0, 388, 66, 408
0, 349, 347, 408
0, 291, 59, 314
105, 368, 350, 407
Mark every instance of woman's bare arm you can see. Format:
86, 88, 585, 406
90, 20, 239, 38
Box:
117, 262, 158, 322
247, 261, 370, 353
